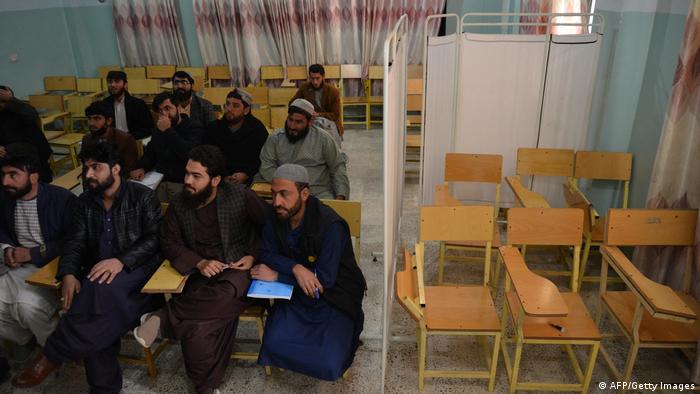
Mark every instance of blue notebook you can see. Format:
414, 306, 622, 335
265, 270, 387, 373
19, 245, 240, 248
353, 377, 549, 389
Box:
247, 279, 294, 300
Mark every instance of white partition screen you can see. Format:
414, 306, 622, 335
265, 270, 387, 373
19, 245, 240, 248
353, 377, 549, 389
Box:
420, 13, 604, 206
381, 15, 408, 394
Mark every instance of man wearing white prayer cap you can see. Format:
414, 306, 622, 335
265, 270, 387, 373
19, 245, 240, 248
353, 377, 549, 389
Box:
252, 162, 366, 380
255, 98, 349, 199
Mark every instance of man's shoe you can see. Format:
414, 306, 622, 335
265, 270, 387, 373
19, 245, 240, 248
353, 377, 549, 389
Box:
11, 353, 58, 388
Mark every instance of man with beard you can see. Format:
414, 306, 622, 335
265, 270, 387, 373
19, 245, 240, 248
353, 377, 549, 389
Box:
12, 141, 163, 391
130, 92, 204, 202
204, 88, 268, 185
252, 164, 366, 381
256, 99, 348, 199
81, 100, 138, 175
103, 71, 153, 140
0, 86, 53, 182
290, 64, 343, 137
0, 144, 75, 363
172, 71, 217, 126
133, 145, 267, 394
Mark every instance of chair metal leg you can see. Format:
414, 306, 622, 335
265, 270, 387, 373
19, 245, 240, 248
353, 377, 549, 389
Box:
418, 326, 427, 390
618, 342, 639, 394
582, 343, 600, 393
509, 340, 523, 394
488, 333, 501, 392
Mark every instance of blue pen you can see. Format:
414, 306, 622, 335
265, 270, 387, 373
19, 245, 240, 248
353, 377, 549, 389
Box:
314, 269, 320, 299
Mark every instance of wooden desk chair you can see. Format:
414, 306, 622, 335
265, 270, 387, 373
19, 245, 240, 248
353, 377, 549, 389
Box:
285, 65, 308, 86
207, 65, 232, 87
407, 64, 423, 79
323, 65, 341, 85
321, 199, 361, 259
367, 65, 383, 126
123, 67, 146, 79
503, 208, 584, 293
405, 134, 422, 164
51, 166, 82, 191
406, 78, 423, 130
498, 245, 600, 393
505, 176, 550, 209
25, 259, 169, 378
259, 65, 284, 87
340, 64, 368, 129
44, 76, 77, 93
436, 153, 503, 286
145, 65, 176, 82
596, 209, 699, 391
396, 205, 500, 390
509, 147, 574, 207
568, 151, 633, 289
48, 133, 84, 170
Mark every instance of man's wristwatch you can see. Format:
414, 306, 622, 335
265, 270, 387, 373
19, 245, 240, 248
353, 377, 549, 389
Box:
39, 244, 47, 259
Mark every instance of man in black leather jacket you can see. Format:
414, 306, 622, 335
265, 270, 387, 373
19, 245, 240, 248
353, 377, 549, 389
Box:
12, 140, 163, 392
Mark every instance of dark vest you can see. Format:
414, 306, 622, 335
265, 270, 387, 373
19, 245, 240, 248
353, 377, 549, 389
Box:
170, 182, 250, 262
272, 196, 367, 323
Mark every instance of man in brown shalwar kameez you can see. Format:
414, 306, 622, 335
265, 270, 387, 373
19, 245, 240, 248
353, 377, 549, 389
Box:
133, 144, 268, 394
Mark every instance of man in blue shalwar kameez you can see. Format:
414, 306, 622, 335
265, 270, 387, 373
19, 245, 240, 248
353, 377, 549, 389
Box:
252, 164, 366, 381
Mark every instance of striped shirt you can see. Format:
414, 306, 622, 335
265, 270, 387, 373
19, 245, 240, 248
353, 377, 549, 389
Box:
15, 199, 44, 248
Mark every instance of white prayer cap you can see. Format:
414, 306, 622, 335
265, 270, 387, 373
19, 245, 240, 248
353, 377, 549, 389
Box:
289, 98, 315, 117
228, 88, 253, 107
273, 164, 309, 184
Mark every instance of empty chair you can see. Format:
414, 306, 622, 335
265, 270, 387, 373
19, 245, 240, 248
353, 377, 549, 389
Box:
436, 153, 503, 286
499, 207, 600, 393
597, 209, 699, 392
396, 205, 501, 390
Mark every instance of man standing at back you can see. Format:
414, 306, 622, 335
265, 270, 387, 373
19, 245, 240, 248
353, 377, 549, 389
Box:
290, 64, 343, 137
103, 70, 153, 140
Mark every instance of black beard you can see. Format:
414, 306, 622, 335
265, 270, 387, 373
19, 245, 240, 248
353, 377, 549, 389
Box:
284, 125, 310, 143
90, 125, 109, 136
182, 182, 213, 209
224, 112, 245, 126
174, 89, 192, 102
3, 179, 32, 199
85, 173, 115, 195
274, 196, 302, 220
109, 87, 125, 98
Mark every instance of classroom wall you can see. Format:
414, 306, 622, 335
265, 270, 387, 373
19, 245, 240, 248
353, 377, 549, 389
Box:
0, 0, 203, 98
585, 0, 689, 211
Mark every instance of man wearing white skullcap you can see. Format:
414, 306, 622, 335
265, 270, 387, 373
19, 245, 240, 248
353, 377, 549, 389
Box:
255, 98, 349, 199
252, 163, 366, 380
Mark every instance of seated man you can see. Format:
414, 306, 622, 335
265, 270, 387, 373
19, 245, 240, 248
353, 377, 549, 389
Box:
172, 71, 217, 126
81, 100, 139, 175
0, 86, 53, 182
103, 70, 153, 140
130, 92, 204, 202
134, 145, 268, 394
13, 141, 163, 392
0, 144, 75, 359
252, 164, 366, 381
204, 88, 268, 185
256, 99, 349, 200
290, 64, 343, 137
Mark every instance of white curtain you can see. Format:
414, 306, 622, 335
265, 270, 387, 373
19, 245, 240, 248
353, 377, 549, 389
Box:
113, 0, 189, 66
421, 30, 602, 207
421, 34, 458, 204
533, 34, 602, 208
